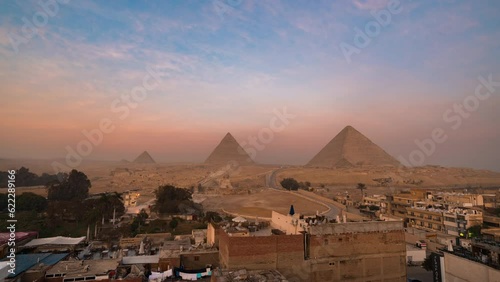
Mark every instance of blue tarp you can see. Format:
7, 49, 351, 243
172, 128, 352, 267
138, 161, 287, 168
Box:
2, 253, 68, 278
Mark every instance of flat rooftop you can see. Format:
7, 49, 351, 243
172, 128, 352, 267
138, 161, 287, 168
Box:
46, 259, 119, 278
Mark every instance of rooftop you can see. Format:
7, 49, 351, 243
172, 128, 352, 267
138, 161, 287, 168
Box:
2, 253, 68, 278
46, 259, 119, 278
444, 247, 500, 270
24, 236, 86, 247
121, 255, 159, 265
406, 243, 425, 251
213, 268, 288, 282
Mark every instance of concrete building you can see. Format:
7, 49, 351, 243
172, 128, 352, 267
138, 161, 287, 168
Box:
433, 192, 484, 207
123, 190, 140, 207
443, 208, 482, 237
407, 206, 445, 232
192, 229, 207, 246
407, 205, 483, 236
406, 244, 426, 264
471, 237, 500, 266
362, 195, 388, 214
440, 251, 500, 282
387, 193, 420, 219
483, 193, 499, 208
483, 228, 500, 241
484, 215, 500, 228
219, 211, 406, 281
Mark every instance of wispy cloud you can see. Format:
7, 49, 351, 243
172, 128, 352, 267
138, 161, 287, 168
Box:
0, 0, 499, 170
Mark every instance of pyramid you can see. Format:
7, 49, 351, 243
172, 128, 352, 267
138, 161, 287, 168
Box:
205, 133, 255, 165
133, 151, 156, 164
307, 125, 400, 168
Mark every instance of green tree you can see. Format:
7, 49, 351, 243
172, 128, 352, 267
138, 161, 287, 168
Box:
46, 169, 91, 201
204, 211, 223, 223
466, 225, 482, 238
154, 185, 194, 214
357, 183, 367, 197
280, 178, 300, 191
138, 209, 149, 222
130, 209, 149, 236
0, 167, 62, 188
169, 218, 178, 230
422, 256, 433, 271
83, 192, 125, 223
17, 192, 47, 212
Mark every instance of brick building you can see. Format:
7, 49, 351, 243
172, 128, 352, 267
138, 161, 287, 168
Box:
218, 212, 406, 281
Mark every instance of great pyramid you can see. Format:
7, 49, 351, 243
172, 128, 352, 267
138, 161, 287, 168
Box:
307, 125, 400, 168
133, 151, 156, 164
205, 133, 255, 165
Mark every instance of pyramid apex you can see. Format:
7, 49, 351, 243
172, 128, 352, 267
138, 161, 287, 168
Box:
133, 150, 156, 164
307, 125, 400, 168
343, 125, 356, 131
205, 132, 255, 164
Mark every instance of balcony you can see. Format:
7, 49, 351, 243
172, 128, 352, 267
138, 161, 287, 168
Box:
407, 214, 443, 224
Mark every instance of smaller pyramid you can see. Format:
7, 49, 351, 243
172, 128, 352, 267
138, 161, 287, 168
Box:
133, 151, 156, 164
205, 133, 255, 165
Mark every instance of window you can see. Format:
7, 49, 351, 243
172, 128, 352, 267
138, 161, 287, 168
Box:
194, 256, 200, 261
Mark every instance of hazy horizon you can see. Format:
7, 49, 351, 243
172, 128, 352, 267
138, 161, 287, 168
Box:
1, 1, 499, 171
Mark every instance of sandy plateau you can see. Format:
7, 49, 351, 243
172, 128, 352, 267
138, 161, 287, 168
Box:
1, 158, 500, 218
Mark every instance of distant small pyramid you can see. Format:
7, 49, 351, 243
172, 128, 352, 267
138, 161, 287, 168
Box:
133, 151, 156, 164
205, 133, 255, 165
307, 125, 400, 168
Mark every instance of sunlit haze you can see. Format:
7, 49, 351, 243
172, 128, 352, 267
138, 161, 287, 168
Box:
1, 0, 499, 171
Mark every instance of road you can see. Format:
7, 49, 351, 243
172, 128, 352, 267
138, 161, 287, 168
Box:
406, 265, 433, 282
265, 168, 341, 219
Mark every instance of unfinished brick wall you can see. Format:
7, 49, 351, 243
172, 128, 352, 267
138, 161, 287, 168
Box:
305, 230, 406, 281
219, 231, 303, 270
219, 224, 406, 282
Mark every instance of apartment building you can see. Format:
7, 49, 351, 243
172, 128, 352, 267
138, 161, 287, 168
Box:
443, 208, 482, 237
407, 206, 445, 232
407, 205, 483, 236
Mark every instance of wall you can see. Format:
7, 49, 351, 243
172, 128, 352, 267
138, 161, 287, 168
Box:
271, 211, 305, 235
406, 248, 426, 263
181, 251, 219, 269
219, 222, 407, 282
443, 252, 500, 282
207, 223, 219, 247
159, 257, 181, 271
306, 230, 406, 281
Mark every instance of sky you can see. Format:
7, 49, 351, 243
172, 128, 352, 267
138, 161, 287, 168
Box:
0, 0, 499, 171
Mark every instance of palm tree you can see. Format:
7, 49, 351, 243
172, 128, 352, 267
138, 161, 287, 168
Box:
357, 183, 367, 197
